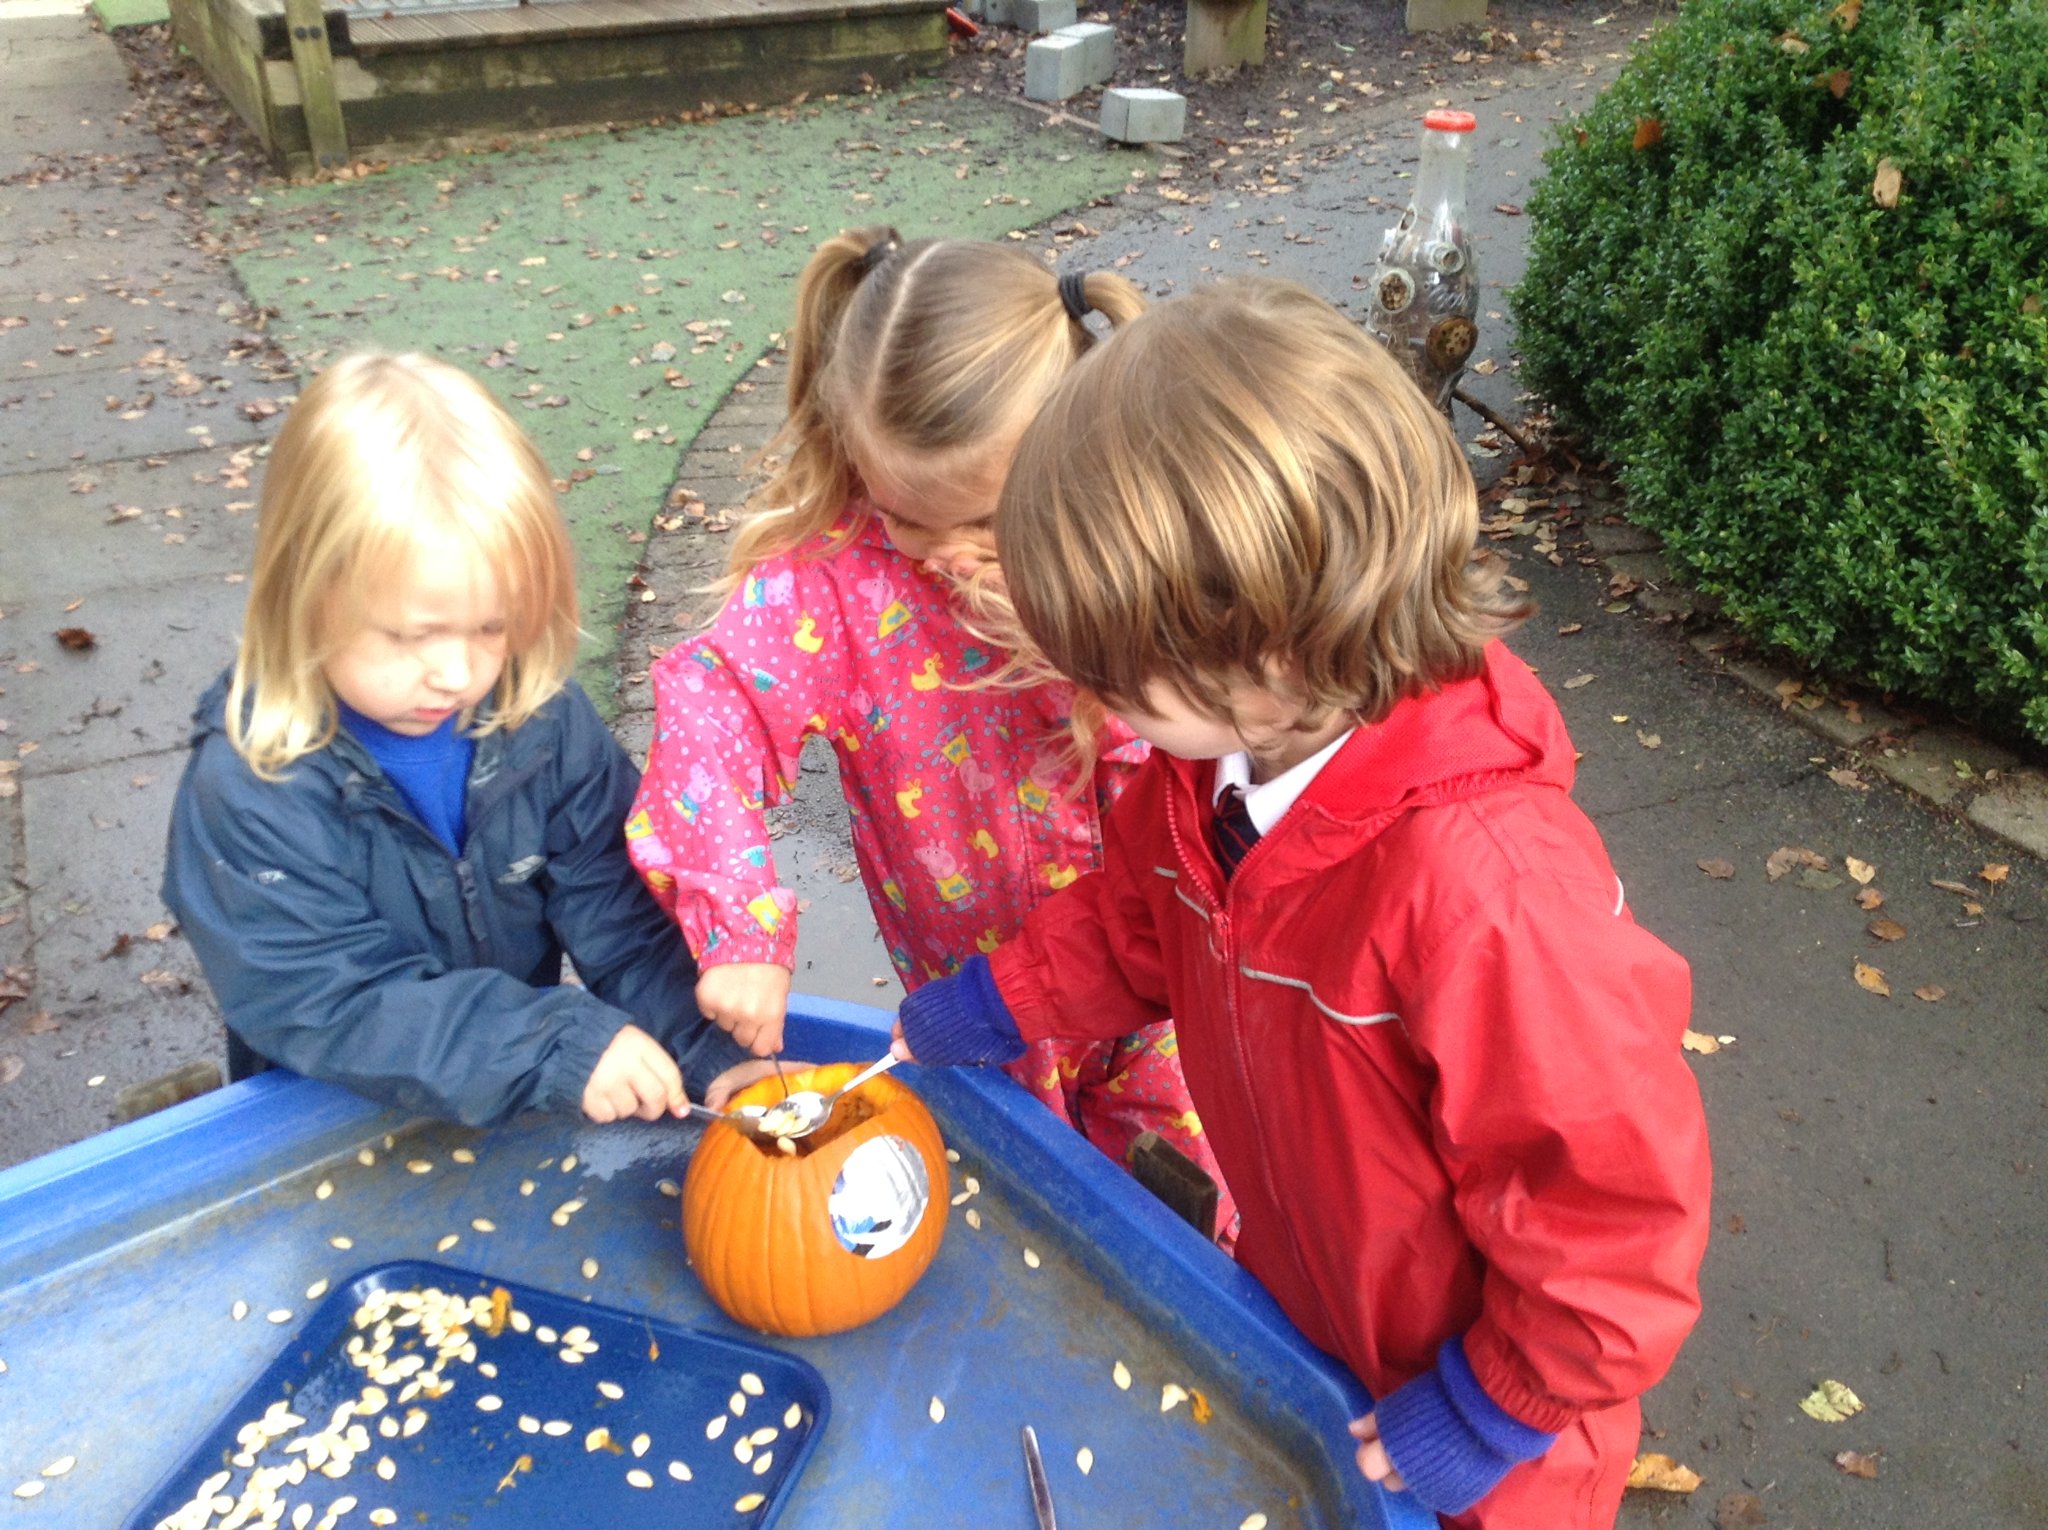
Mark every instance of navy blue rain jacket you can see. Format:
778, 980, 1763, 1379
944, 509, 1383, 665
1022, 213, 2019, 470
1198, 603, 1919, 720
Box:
162, 671, 746, 1125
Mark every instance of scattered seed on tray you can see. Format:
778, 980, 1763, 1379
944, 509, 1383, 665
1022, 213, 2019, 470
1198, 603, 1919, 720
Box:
369, 1511, 397, 1527
753, 1451, 773, 1476
542, 1420, 572, 1437
734, 1438, 754, 1465
783, 1402, 801, 1429
944, 1148, 960, 1163
315, 1180, 334, 1201
436, 1234, 459, 1253
356, 1149, 376, 1168
330, 1236, 353, 1251
475, 1395, 502, 1412
561, 1155, 578, 1173
478, 1362, 498, 1379
232, 1300, 249, 1321
306, 1279, 330, 1301
656, 1179, 681, 1197
520, 1179, 536, 1197
735, 1493, 765, 1513
706, 1415, 727, 1441
518, 1415, 541, 1434
581, 1257, 599, 1280
376, 1456, 397, 1480
535, 1325, 558, 1344
626, 1467, 653, 1488
267, 1309, 293, 1324
1112, 1361, 1131, 1391
928, 1397, 945, 1424
472, 1219, 496, 1234
631, 1432, 650, 1458
406, 1160, 433, 1175
748, 1426, 777, 1447
1022, 1248, 1041, 1269
1241, 1514, 1270, 1530
598, 1381, 625, 1401
964, 1208, 981, 1230
1077, 1446, 1094, 1475
667, 1460, 692, 1481
949, 1189, 973, 1207
13, 1481, 44, 1499
39, 1457, 74, 1478
728, 1391, 747, 1416
451, 1148, 476, 1164
739, 1371, 764, 1397
1161, 1383, 1189, 1413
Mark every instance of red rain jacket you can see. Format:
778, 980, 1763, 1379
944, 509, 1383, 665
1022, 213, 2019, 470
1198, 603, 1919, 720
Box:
990, 643, 1711, 1526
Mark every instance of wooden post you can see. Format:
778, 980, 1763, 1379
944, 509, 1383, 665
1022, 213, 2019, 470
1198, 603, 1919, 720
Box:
280, 0, 349, 173
1184, 0, 1265, 74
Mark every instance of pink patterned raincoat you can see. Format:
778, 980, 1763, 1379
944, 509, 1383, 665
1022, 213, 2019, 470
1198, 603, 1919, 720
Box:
629, 511, 1234, 1242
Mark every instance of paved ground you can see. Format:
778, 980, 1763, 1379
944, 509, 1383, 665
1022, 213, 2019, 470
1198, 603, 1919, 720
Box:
1, 4, 2044, 1526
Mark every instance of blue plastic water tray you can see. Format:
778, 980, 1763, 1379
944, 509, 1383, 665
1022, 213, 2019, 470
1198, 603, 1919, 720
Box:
0, 996, 1430, 1529
123, 1261, 828, 1528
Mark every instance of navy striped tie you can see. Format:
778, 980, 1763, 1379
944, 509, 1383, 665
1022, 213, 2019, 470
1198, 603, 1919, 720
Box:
1212, 784, 1261, 882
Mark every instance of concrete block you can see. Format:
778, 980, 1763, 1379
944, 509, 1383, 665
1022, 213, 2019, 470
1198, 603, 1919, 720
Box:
1024, 24, 1114, 102
1966, 770, 2048, 861
1000, 0, 1075, 33
1100, 87, 1187, 145
1406, 0, 1487, 31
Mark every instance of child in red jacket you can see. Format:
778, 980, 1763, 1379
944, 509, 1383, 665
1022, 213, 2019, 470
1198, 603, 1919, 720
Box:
892, 279, 1712, 1527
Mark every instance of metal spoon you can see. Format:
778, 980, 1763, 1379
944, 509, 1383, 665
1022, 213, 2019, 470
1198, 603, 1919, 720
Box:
753, 1053, 902, 1142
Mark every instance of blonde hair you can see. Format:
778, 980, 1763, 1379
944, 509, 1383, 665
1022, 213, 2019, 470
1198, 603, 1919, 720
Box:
997, 279, 1530, 728
726, 226, 1145, 583
229, 351, 581, 779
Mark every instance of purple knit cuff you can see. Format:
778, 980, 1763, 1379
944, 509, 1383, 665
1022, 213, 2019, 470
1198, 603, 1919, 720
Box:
1373, 1337, 1558, 1515
898, 955, 1025, 1066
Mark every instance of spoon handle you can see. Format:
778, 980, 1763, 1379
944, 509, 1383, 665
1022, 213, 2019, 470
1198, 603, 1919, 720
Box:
834, 1052, 900, 1098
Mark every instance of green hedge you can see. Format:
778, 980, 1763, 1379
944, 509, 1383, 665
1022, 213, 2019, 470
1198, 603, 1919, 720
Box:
1513, 0, 2048, 744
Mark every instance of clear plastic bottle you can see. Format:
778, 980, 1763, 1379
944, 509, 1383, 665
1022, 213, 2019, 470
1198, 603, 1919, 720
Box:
1365, 108, 1479, 413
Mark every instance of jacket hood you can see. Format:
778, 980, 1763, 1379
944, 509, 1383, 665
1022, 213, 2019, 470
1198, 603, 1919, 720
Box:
1168, 640, 1575, 826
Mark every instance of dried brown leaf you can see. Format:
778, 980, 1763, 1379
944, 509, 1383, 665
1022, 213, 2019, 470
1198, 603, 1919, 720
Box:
54, 627, 97, 651
1855, 887, 1885, 911
1913, 985, 1945, 1003
1681, 1030, 1721, 1056
1853, 960, 1891, 998
1716, 1491, 1768, 1529
1632, 117, 1664, 151
1698, 858, 1737, 880
1766, 847, 1829, 881
1626, 1451, 1703, 1493
1867, 917, 1906, 942
1834, 1449, 1880, 1479
1844, 856, 1877, 885
1980, 863, 2010, 885
1872, 158, 1902, 208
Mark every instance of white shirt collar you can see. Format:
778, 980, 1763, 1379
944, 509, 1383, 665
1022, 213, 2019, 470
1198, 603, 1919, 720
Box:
1212, 728, 1357, 836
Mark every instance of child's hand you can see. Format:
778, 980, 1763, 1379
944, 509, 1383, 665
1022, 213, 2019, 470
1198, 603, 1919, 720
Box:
582, 1024, 688, 1123
1348, 1412, 1408, 1492
696, 962, 792, 1056
700, 1056, 814, 1112
889, 1019, 918, 1063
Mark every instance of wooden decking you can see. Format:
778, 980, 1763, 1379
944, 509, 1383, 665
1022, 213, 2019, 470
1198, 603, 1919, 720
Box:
169, 0, 952, 174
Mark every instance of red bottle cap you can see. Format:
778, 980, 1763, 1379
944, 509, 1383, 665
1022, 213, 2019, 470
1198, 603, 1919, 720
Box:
1423, 109, 1477, 133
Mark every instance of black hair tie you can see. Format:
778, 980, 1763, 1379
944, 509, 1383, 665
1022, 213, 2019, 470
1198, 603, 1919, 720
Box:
1058, 270, 1093, 324
858, 238, 899, 276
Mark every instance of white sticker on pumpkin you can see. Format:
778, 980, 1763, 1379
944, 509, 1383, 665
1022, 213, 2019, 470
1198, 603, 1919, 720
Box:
828, 1134, 930, 1259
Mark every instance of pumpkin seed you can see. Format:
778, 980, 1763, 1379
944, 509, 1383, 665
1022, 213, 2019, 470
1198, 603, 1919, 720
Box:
478, 1362, 498, 1379
268, 1309, 294, 1324
656, 1179, 681, 1197
232, 1299, 250, 1321
1160, 1383, 1188, 1413
752, 1451, 773, 1476
964, 1175, 980, 1195
598, 1381, 625, 1401
12, 1479, 44, 1500
775, 1138, 797, 1156
945, 1148, 960, 1163
535, 1325, 559, 1344
536, 1156, 555, 1169
783, 1402, 801, 1429
517, 1415, 541, 1434
626, 1468, 653, 1489
619, 1431, 644, 1458
510, 1310, 532, 1333
1023, 1248, 1041, 1269
436, 1234, 459, 1253
331, 1496, 357, 1516
728, 1391, 747, 1416
739, 1371, 764, 1396
378, 1418, 399, 1439
734, 1438, 754, 1464
748, 1427, 777, 1447
520, 1179, 536, 1196
329, 1235, 354, 1250
949, 1189, 972, 1207
1112, 1361, 1132, 1391
563, 1325, 590, 1344
928, 1396, 945, 1424
294, 1504, 314, 1529
451, 1148, 476, 1164
667, 1461, 692, 1482
1241, 1515, 1270, 1530
376, 1457, 396, 1481
402, 1410, 427, 1439
406, 1160, 433, 1175
370, 1512, 397, 1527
581, 1257, 599, 1280
561, 1154, 578, 1172
307, 1278, 330, 1301
471, 1219, 496, 1233
964, 1208, 981, 1230
39, 1456, 74, 1478
357, 1149, 376, 1167
316, 1180, 334, 1200
1076, 1446, 1094, 1475
735, 1493, 765, 1513
706, 1415, 727, 1441
542, 1420, 572, 1437
585, 1426, 612, 1452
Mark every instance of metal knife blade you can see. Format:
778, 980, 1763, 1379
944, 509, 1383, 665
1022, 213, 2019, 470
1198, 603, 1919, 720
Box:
1021, 1424, 1058, 1530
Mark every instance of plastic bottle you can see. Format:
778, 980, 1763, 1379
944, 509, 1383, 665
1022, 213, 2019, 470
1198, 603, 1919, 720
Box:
1364, 108, 1479, 412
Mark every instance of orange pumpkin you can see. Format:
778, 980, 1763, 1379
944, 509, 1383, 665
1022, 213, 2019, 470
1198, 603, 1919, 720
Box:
683, 1062, 950, 1337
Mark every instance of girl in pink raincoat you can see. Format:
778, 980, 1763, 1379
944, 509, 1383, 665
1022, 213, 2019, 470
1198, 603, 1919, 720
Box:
629, 227, 1235, 1244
